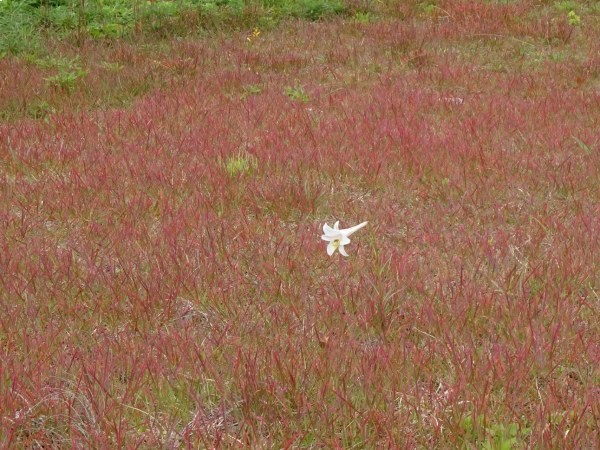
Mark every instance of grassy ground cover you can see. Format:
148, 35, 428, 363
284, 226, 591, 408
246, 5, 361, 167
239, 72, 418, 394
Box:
1, 0, 599, 447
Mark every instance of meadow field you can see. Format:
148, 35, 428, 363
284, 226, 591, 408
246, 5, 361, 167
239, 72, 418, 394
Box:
0, 0, 599, 447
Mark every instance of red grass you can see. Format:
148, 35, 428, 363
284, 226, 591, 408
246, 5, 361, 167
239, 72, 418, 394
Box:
1, 1, 599, 447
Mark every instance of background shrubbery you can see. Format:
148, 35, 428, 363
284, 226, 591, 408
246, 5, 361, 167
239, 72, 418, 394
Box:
0, 0, 354, 56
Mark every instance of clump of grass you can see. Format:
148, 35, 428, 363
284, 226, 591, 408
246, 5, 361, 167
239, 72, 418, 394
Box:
241, 83, 263, 98
284, 84, 309, 102
224, 152, 258, 177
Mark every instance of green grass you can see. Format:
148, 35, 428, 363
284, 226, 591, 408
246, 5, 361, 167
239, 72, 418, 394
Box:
0, 0, 352, 58
284, 84, 310, 102
0, 1, 43, 56
224, 152, 258, 177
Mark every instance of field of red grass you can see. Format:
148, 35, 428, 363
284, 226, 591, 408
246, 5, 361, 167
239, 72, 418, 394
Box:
1, 0, 599, 447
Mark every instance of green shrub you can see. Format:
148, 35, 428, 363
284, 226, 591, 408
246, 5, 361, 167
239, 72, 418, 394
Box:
47, 5, 78, 29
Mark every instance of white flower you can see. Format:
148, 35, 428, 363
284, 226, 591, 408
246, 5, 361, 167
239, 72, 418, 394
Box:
321, 220, 368, 256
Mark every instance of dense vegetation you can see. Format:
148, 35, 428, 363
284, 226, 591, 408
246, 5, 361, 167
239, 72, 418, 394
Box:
1, 0, 598, 447
1, 0, 349, 55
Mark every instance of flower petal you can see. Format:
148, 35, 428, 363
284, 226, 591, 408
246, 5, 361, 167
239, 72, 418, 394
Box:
323, 223, 336, 235
340, 236, 351, 245
334, 221, 340, 230
327, 241, 336, 256
340, 221, 368, 236
339, 245, 349, 256
321, 235, 335, 241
